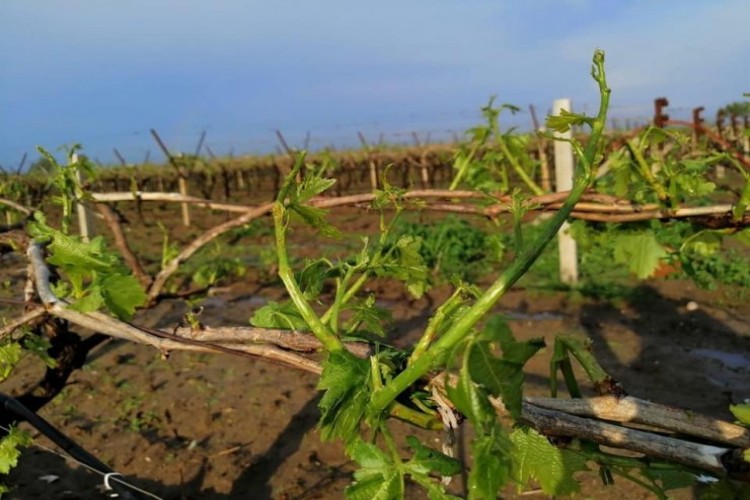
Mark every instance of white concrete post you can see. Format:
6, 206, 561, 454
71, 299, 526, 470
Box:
73, 153, 93, 242
552, 99, 578, 285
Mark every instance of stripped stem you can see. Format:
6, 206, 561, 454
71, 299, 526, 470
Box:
370, 49, 611, 414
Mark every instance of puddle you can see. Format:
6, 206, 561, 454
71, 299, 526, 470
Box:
227, 295, 269, 307
690, 348, 750, 371
373, 300, 565, 322
503, 311, 565, 322
200, 295, 269, 311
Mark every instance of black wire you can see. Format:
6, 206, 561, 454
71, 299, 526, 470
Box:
0, 391, 148, 500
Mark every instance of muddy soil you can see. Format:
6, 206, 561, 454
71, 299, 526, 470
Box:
1, 202, 749, 499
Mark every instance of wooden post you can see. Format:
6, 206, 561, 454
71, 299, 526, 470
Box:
552, 99, 578, 285
529, 104, 551, 192
716, 111, 727, 180
176, 154, 191, 227
113, 148, 128, 167
409, 132, 431, 188
150, 128, 191, 227
73, 153, 94, 242
358, 131, 379, 191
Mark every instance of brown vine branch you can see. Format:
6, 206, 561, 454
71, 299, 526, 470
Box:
527, 395, 750, 448
0, 197, 32, 216
168, 325, 372, 358
95, 203, 152, 287
0, 307, 47, 341
53, 307, 324, 375
428, 374, 750, 481
88, 189, 744, 225
91, 192, 253, 213
520, 402, 741, 478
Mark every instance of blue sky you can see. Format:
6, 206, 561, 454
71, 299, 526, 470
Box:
1, 1, 749, 167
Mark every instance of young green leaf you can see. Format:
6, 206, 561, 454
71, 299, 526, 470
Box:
347, 463, 403, 500
0, 342, 22, 382
681, 230, 723, 258
445, 352, 512, 498
317, 351, 371, 442
613, 232, 667, 279
296, 175, 337, 204
698, 478, 750, 500
470, 432, 510, 500
734, 228, 750, 247
546, 109, 594, 133
290, 203, 341, 238
69, 285, 105, 313
467, 338, 543, 420
641, 467, 697, 492
375, 235, 429, 298
344, 295, 392, 337
28, 212, 147, 318
509, 427, 588, 496
477, 314, 512, 344
21, 335, 57, 369
296, 258, 335, 300
405, 435, 462, 477
34, 232, 117, 275
250, 300, 310, 331
730, 403, 750, 426
346, 436, 460, 500
445, 360, 492, 427
100, 273, 148, 320
0, 426, 31, 474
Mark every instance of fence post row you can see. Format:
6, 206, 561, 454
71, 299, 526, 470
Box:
552, 98, 578, 285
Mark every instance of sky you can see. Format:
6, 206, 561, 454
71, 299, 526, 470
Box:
1, 0, 749, 168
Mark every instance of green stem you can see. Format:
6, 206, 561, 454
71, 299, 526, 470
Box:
390, 402, 442, 430
321, 263, 371, 327
558, 335, 611, 388
321, 212, 401, 327
497, 134, 545, 195
626, 140, 668, 203
449, 143, 482, 190
325, 274, 350, 333
409, 287, 467, 365
370, 50, 610, 414
273, 202, 344, 352
551, 351, 582, 398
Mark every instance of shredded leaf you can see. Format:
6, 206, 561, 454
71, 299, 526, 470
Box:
0, 426, 31, 474
613, 232, 667, 279
510, 427, 588, 496
317, 351, 371, 442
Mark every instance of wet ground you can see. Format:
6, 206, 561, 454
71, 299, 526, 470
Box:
1, 203, 749, 499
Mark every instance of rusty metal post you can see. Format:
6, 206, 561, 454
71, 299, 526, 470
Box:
692, 107, 705, 144
653, 97, 669, 128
